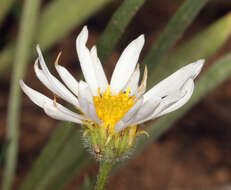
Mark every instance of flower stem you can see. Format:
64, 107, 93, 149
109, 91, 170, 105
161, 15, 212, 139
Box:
95, 161, 114, 190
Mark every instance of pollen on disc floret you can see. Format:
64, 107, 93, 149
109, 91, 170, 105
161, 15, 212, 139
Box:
93, 86, 136, 134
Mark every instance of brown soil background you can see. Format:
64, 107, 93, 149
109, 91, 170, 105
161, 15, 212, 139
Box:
1, 0, 231, 189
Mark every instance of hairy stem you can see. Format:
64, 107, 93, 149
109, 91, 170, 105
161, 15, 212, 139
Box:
95, 162, 114, 190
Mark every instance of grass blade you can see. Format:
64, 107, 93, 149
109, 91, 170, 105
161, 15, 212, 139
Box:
143, 0, 209, 72
37, 0, 112, 50
32, 129, 89, 190
0, 44, 15, 78
2, 0, 40, 190
148, 13, 231, 86
0, 0, 15, 25
0, 0, 112, 76
48, 154, 91, 190
18, 123, 73, 190
97, 0, 146, 62
80, 176, 96, 190
0, 139, 10, 166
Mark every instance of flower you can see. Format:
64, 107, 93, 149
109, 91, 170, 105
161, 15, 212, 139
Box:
20, 26, 204, 161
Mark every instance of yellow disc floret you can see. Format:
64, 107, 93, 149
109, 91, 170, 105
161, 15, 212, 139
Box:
93, 86, 136, 132
83, 86, 149, 161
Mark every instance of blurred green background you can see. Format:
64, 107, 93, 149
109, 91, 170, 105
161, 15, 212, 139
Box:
1, 0, 231, 189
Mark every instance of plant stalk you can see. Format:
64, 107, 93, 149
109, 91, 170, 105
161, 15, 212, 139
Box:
95, 161, 114, 190
2, 0, 40, 189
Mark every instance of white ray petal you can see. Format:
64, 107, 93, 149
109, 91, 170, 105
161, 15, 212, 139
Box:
34, 59, 53, 90
110, 34, 145, 94
123, 64, 140, 95
19, 80, 85, 123
36, 45, 80, 108
90, 46, 108, 93
76, 26, 99, 96
78, 81, 101, 123
77, 81, 90, 115
87, 101, 102, 124
43, 103, 82, 124
143, 59, 204, 102
133, 91, 184, 125
155, 78, 194, 117
153, 90, 184, 117
129, 97, 161, 126
55, 64, 79, 96
20, 80, 51, 107
114, 98, 143, 132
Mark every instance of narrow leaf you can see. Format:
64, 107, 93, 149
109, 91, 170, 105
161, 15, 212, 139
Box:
37, 0, 112, 50
0, 0, 15, 25
2, 0, 40, 190
18, 124, 73, 190
48, 153, 91, 190
32, 129, 88, 190
143, 0, 209, 72
98, 0, 146, 62
147, 13, 231, 86
0, 0, 113, 76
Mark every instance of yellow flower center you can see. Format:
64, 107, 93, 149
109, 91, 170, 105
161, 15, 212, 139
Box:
93, 86, 136, 132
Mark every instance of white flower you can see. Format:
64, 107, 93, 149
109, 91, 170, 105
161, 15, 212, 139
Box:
20, 26, 204, 133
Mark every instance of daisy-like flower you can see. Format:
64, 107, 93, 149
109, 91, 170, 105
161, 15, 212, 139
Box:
20, 26, 204, 161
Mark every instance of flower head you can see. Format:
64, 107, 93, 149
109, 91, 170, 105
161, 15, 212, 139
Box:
20, 26, 204, 161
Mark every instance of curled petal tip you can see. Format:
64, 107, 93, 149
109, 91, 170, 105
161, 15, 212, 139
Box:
19, 79, 24, 87
140, 34, 145, 40
81, 26, 88, 36
193, 59, 205, 78
36, 44, 41, 53
77, 26, 88, 43
195, 59, 205, 67
138, 33, 145, 39
82, 25, 88, 31
90, 45, 97, 55
136, 34, 145, 48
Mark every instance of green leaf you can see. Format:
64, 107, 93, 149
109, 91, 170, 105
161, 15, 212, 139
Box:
97, 0, 146, 62
143, 0, 210, 72
0, 139, 10, 166
18, 123, 73, 190
37, 0, 112, 50
47, 153, 91, 190
80, 176, 95, 190
2, 0, 40, 190
0, 0, 15, 25
0, 0, 113, 77
0, 44, 15, 78
32, 129, 89, 190
148, 13, 231, 87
